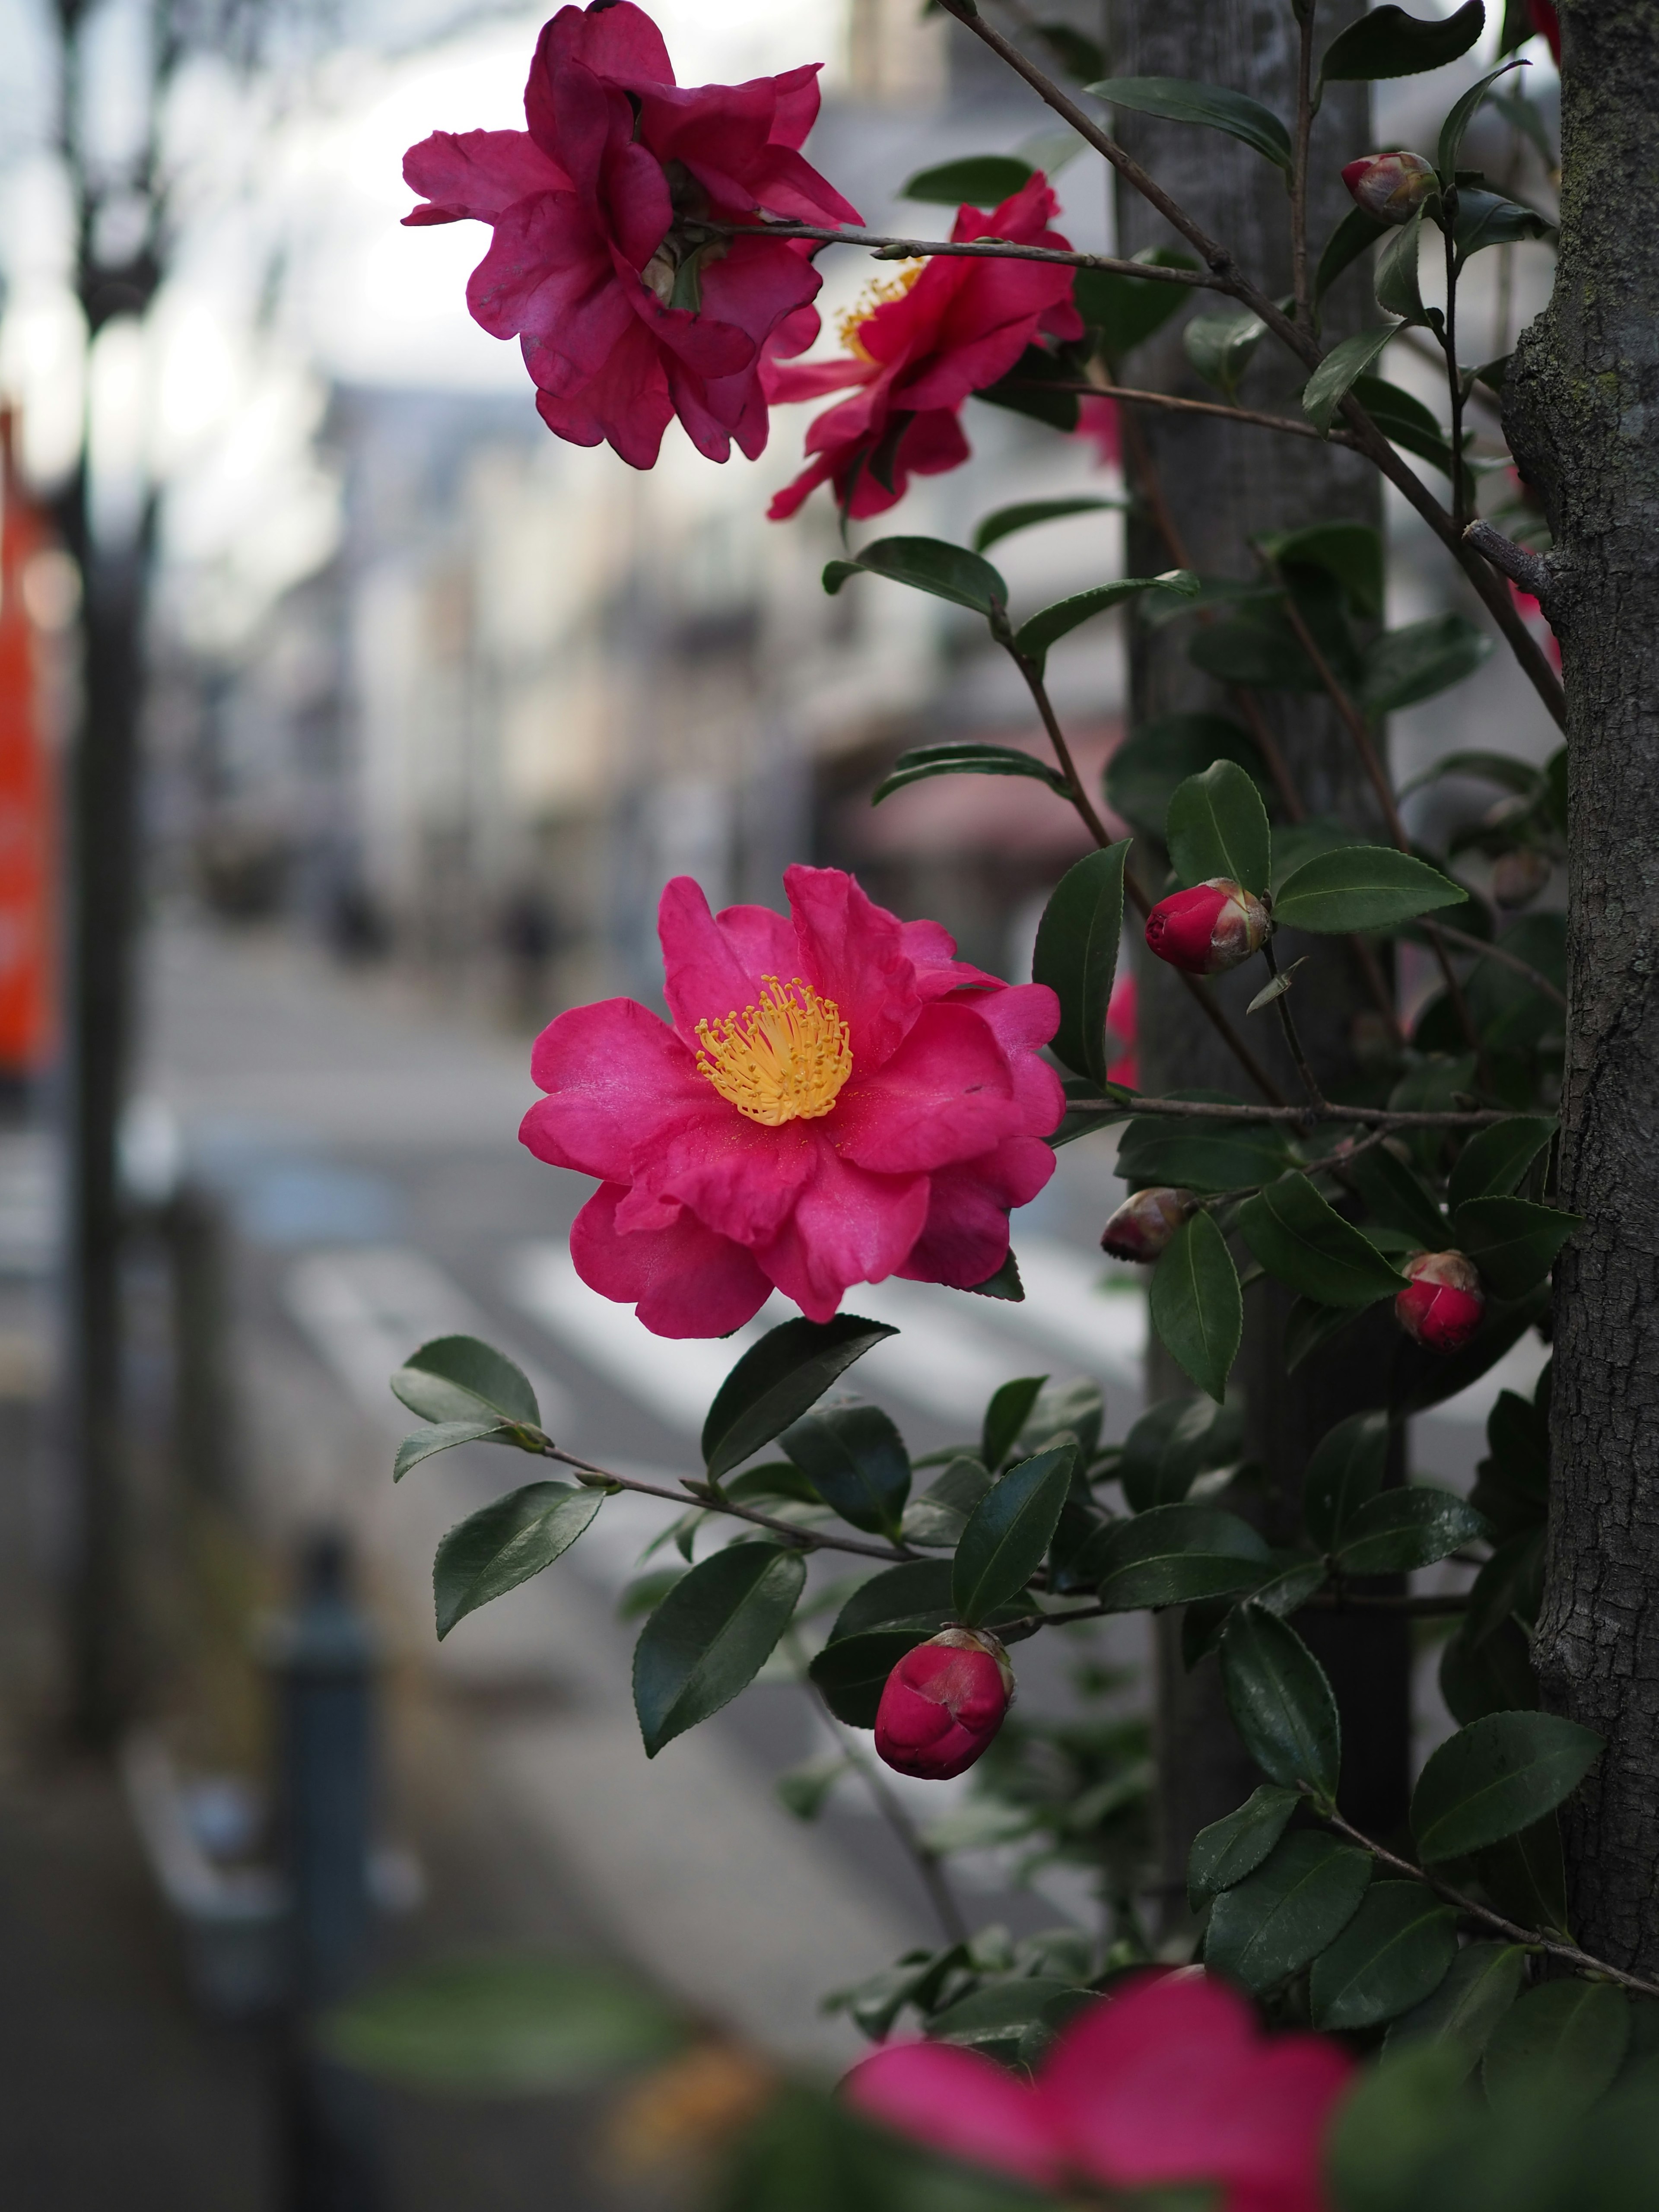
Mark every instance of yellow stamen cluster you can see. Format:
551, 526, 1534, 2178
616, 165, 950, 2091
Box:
696, 976, 853, 1127
837, 262, 924, 362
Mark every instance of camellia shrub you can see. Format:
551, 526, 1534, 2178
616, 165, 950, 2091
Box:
379, 2, 1659, 2205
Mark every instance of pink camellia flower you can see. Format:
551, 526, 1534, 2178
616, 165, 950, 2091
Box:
402, 3, 861, 470
1395, 1249, 1486, 1354
874, 1629, 1014, 1780
764, 175, 1085, 520
1076, 390, 1122, 469
1145, 880, 1270, 976
1101, 1185, 1198, 1263
845, 1967, 1353, 2211
1340, 150, 1437, 223
520, 867, 1064, 1336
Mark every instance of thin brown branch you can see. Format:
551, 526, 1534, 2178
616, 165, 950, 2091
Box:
698, 219, 1219, 287
1463, 519, 1555, 602
1070, 1096, 1512, 1128
1291, 2, 1316, 326
1019, 380, 1354, 446
1429, 920, 1567, 1010
1260, 939, 1325, 1108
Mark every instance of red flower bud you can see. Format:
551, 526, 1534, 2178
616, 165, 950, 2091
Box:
1395, 1250, 1485, 1354
1144, 880, 1269, 976
1341, 150, 1437, 223
874, 1628, 1014, 1781
1101, 1186, 1199, 1262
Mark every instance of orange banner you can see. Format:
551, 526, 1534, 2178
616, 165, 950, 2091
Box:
0, 410, 58, 1075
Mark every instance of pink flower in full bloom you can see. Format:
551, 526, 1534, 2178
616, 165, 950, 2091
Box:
874, 1629, 1014, 1780
402, 3, 861, 470
845, 1969, 1354, 2212
520, 867, 1064, 1337
1145, 880, 1270, 976
1395, 1249, 1485, 1354
764, 176, 1085, 520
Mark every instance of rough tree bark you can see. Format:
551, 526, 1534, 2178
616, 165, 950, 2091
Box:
1506, 0, 1659, 1977
1108, 0, 1410, 1906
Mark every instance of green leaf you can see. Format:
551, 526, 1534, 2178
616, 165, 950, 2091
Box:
394, 1419, 515, 1481
1448, 1117, 1557, 1214
1361, 614, 1494, 715
1183, 306, 1266, 400
982, 1376, 1048, 1472
1325, 2045, 1478, 2212
973, 496, 1125, 553
1454, 187, 1553, 265
1150, 1210, 1243, 1403
974, 344, 1083, 432
1375, 205, 1434, 329
1119, 1394, 1244, 1513
1483, 1981, 1630, 2117
1105, 713, 1268, 845
1439, 60, 1526, 182
1205, 1832, 1372, 1992
1187, 603, 1325, 691
953, 1445, 1077, 1625
829, 1560, 957, 1643
1116, 1096, 1292, 1196
1014, 571, 1198, 675
872, 742, 1069, 804
1220, 1603, 1341, 1802
1452, 1196, 1581, 1300
823, 537, 1007, 616
809, 1628, 929, 1728
1032, 842, 1132, 1090
775, 1752, 850, 1820
1073, 246, 1200, 368
1352, 375, 1459, 485
1320, 0, 1484, 85
632, 1542, 807, 1755
1019, 1376, 1105, 1462
393, 1335, 540, 1427
1272, 845, 1467, 934
1343, 1143, 1450, 1249
701, 1316, 897, 1481
1284, 1294, 1362, 1373
901, 154, 1034, 205
1187, 1783, 1300, 1905
781, 1404, 910, 1538
1302, 1409, 1390, 1550
318, 1957, 683, 2093
1471, 1814, 1570, 1937
927, 1980, 1086, 2053
1165, 757, 1272, 896
1464, 1527, 1546, 1646
1092, 1503, 1269, 1612
1440, 1616, 1539, 1726
965, 1248, 1024, 1303
1397, 746, 1548, 803
1238, 1173, 1404, 1307
433, 1482, 605, 1639
1089, 75, 1293, 172
1334, 1486, 1488, 1575
1315, 205, 1389, 308
1302, 327, 1400, 433
1261, 521, 1386, 621
1309, 1881, 1459, 2032
1411, 1711, 1605, 1862
1384, 1942, 1526, 2079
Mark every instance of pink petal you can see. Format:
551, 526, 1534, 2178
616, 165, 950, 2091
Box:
601, 133, 675, 271
520, 998, 712, 1179
833, 1003, 1020, 1175
899, 1135, 1055, 1290
899, 917, 1006, 998
845, 410, 971, 518
570, 1184, 771, 1339
401, 129, 571, 222
658, 877, 802, 1045
645, 1112, 820, 1249
782, 864, 920, 1068
531, 315, 674, 467
556, 0, 675, 87
844, 2044, 1059, 2189
753, 1146, 928, 1322
467, 192, 632, 369
765, 356, 872, 405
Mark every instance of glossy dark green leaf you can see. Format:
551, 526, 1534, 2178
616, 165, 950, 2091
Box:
1324, 2044, 1478, 2212
723, 1460, 823, 1507
1220, 1602, 1341, 1803
1166, 758, 1271, 896
1014, 571, 1198, 675
1454, 187, 1553, 265
1183, 306, 1266, 399
1272, 845, 1467, 934
1383, 1943, 1527, 2079
1238, 1173, 1404, 1307
1342, 1143, 1449, 1249
1397, 747, 1547, 804
1116, 1108, 1293, 1195
822, 537, 1007, 616
1019, 1376, 1105, 1462
1440, 1616, 1538, 1726
1452, 1196, 1581, 1300
965, 1248, 1024, 1302
1464, 1528, 1546, 1646
901, 154, 1034, 205
808, 1627, 929, 1728
1315, 205, 1389, 307
1104, 713, 1267, 845
1334, 1485, 1487, 1575
1375, 205, 1433, 328
1320, 0, 1484, 83
701, 1316, 897, 1481
1074, 246, 1200, 366
927, 1979, 1083, 2050
1033, 842, 1132, 1090
975, 343, 1082, 432
1187, 1783, 1300, 1906
953, 1445, 1076, 1626
1310, 1881, 1459, 2032
393, 1335, 540, 1427
1119, 1394, 1244, 1513
1302, 1409, 1390, 1550
434, 1481, 605, 1639
1447, 1117, 1556, 1215
1411, 1711, 1604, 1861
394, 1419, 515, 1481
872, 742, 1069, 804
1089, 76, 1293, 172
1205, 1831, 1372, 1991
829, 1560, 957, 1643
1302, 326, 1399, 432
1262, 521, 1386, 621
1362, 615, 1494, 715
632, 1542, 807, 1755
973, 496, 1125, 554
1439, 60, 1526, 181
1472, 1813, 1570, 1938
1351, 373, 1456, 474
982, 1376, 1048, 1473
1483, 1980, 1630, 2117
1150, 1210, 1243, 1403
1187, 604, 1324, 691
1284, 1294, 1362, 1373
781, 1404, 910, 1537
1093, 1503, 1269, 1612
900, 1452, 992, 1547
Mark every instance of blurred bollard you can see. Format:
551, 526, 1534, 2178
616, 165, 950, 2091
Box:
266, 1530, 385, 2212
161, 1179, 236, 1502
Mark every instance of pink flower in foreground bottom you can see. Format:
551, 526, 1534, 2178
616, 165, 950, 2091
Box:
520, 867, 1063, 1336
845, 1969, 1353, 2212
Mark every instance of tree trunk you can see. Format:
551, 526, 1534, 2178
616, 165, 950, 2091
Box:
1108, 0, 1410, 1907
1506, 0, 1659, 1977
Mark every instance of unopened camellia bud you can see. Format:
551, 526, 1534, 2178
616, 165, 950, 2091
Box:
1101, 1185, 1200, 1262
1144, 879, 1270, 977
1341, 150, 1437, 223
874, 1627, 1014, 1781
1395, 1249, 1485, 1354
